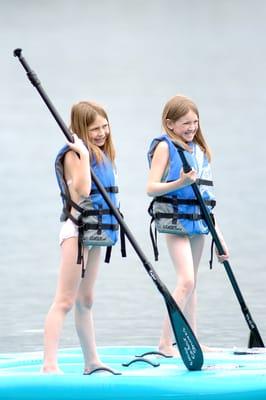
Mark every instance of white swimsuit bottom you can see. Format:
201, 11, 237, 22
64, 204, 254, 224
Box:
59, 218, 79, 246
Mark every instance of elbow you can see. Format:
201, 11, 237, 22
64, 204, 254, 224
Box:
79, 189, 91, 198
73, 180, 91, 198
146, 184, 155, 197
76, 188, 90, 198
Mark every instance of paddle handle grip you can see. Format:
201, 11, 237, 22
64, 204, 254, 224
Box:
13, 48, 74, 144
183, 165, 192, 173
179, 150, 192, 173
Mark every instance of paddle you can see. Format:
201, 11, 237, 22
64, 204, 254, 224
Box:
13, 48, 204, 371
176, 145, 264, 348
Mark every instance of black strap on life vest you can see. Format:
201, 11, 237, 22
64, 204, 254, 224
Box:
209, 214, 216, 270
149, 213, 159, 261
196, 178, 213, 186
61, 193, 126, 277
104, 210, 127, 264
148, 196, 216, 261
90, 186, 119, 195
153, 195, 216, 208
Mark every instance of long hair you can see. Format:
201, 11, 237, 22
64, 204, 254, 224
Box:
162, 95, 211, 161
70, 101, 116, 163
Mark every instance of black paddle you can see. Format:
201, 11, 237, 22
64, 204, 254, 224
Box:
13, 48, 204, 371
176, 145, 264, 348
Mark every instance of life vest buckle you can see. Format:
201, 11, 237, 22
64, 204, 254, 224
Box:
97, 222, 103, 235
190, 213, 201, 221
171, 197, 179, 206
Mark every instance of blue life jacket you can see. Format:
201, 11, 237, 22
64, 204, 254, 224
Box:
147, 134, 216, 260
55, 145, 125, 275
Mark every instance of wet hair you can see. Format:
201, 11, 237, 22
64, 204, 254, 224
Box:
162, 94, 211, 161
70, 101, 115, 163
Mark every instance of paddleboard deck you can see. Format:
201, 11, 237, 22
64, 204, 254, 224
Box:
1, 346, 266, 400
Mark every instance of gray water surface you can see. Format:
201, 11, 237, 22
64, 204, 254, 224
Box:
1, 0, 266, 353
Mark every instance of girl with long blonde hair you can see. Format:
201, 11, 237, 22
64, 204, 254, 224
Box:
42, 101, 119, 374
147, 94, 229, 355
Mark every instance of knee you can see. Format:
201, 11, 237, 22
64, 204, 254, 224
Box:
53, 297, 75, 314
75, 293, 94, 311
178, 278, 195, 298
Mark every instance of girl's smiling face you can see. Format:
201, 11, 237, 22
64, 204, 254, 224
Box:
88, 114, 110, 147
166, 109, 199, 143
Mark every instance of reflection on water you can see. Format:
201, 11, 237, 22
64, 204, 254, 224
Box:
1, 0, 266, 353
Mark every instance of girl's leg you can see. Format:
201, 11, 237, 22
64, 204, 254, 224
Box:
183, 235, 205, 334
74, 247, 103, 372
42, 238, 85, 373
188, 236, 218, 351
159, 235, 195, 355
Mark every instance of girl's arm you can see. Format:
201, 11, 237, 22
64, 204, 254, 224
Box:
146, 141, 197, 197
64, 134, 91, 197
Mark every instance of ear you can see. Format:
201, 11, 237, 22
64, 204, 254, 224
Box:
166, 118, 174, 130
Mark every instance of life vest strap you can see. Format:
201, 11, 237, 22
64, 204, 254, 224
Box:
154, 212, 205, 221
90, 186, 119, 195
104, 246, 112, 263
149, 213, 215, 261
196, 178, 213, 186
80, 223, 119, 231
82, 208, 113, 217
149, 216, 159, 261
118, 211, 127, 258
148, 195, 215, 261
154, 196, 216, 208
209, 214, 216, 270
61, 193, 119, 216
62, 196, 116, 219
104, 210, 127, 263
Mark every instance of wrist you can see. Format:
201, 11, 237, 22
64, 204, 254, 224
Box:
176, 177, 185, 189
79, 151, 90, 161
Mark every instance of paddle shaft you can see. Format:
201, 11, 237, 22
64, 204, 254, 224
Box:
13, 50, 165, 285
13, 49, 167, 285
14, 48, 204, 370
178, 148, 264, 347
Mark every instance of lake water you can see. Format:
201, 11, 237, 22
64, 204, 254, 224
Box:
1, 0, 266, 354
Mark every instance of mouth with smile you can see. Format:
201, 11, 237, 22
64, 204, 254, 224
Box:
183, 130, 196, 141
93, 136, 106, 146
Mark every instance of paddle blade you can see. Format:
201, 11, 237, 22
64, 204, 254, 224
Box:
164, 293, 204, 371
248, 329, 265, 348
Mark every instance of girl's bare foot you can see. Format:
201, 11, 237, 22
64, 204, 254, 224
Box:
40, 365, 64, 374
158, 344, 180, 357
83, 362, 112, 375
